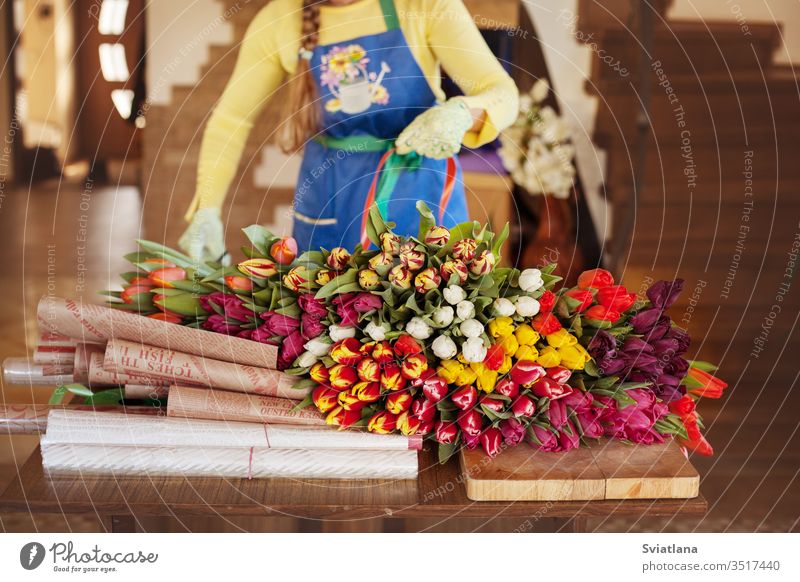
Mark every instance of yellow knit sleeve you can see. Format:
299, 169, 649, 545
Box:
186, 6, 289, 220
424, 0, 519, 148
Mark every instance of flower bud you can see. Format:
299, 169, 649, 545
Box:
368, 251, 394, 269
406, 316, 432, 340
357, 357, 381, 382
315, 269, 335, 285
328, 364, 357, 390
326, 406, 361, 428
396, 411, 421, 436
452, 238, 477, 263
440, 259, 468, 285
451, 385, 477, 410
424, 225, 450, 246
270, 236, 298, 265
414, 267, 441, 294
493, 377, 519, 399
283, 265, 314, 292
461, 337, 487, 363
412, 396, 437, 422
224, 276, 254, 291
389, 265, 412, 289
443, 285, 466, 305
459, 318, 484, 338
457, 408, 483, 437
368, 411, 398, 434
510, 360, 546, 386
337, 389, 365, 411
386, 391, 413, 414
469, 250, 495, 276
358, 269, 380, 290
493, 297, 516, 317
380, 363, 407, 392
577, 268, 615, 290
530, 377, 573, 399
312, 386, 338, 413
514, 296, 541, 317
480, 427, 503, 457
518, 268, 544, 292
401, 353, 428, 380
330, 337, 363, 365
352, 381, 381, 403
238, 259, 278, 279
326, 247, 351, 271
435, 420, 458, 444
431, 306, 455, 327
400, 249, 426, 271
511, 395, 536, 417
431, 335, 457, 359
380, 232, 402, 255
309, 362, 330, 384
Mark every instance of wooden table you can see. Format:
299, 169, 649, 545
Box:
0, 447, 707, 533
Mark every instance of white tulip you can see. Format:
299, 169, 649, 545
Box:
304, 337, 332, 357
456, 300, 475, 320
459, 318, 484, 338
519, 268, 544, 292
431, 335, 458, 359
493, 297, 517, 317
461, 337, 488, 363
364, 321, 388, 341
329, 325, 357, 342
531, 78, 550, 103
515, 296, 541, 318
295, 351, 318, 368
443, 285, 466, 305
431, 305, 455, 327
406, 317, 432, 340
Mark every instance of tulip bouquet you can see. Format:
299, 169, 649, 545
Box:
106, 203, 727, 462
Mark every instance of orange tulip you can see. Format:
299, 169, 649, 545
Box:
224, 275, 254, 291
326, 406, 361, 428
270, 236, 298, 265
352, 381, 381, 403
337, 389, 365, 411
148, 267, 186, 288
309, 362, 330, 384
380, 363, 407, 392
686, 368, 728, 399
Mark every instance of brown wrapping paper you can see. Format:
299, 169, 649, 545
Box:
33, 345, 77, 365
73, 343, 106, 383
104, 339, 305, 400
38, 296, 278, 369
167, 385, 324, 426
125, 384, 171, 400
88, 352, 172, 388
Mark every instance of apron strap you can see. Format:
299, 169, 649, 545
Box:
360, 149, 458, 249
379, 0, 400, 31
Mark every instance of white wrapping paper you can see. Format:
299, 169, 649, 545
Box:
2, 357, 74, 385
41, 443, 418, 480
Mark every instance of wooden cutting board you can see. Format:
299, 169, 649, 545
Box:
460, 438, 699, 501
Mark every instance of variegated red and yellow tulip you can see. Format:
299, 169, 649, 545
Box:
367, 411, 397, 434
270, 236, 298, 265
330, 338, 363, 366
358, 269, 379, 290
148, 267, 187, 288
337, 389, 365, 411
414, 267, 441, 294
312, 386, 338, 412
238, 258, 278, 279
352, 381, 381, 403
328, 364, 357, 390
452, 238, 477, 263
368, 251, 394, 269
283, 265, 315, 292
400, 249, 425, 271
401, 353, 428, 380
309, 362, 330, 384
223, 275, 254, 291
396, 411, 421, 435
356, 357, 381, 382
386, 391, 413, 415
388, 265, 412, 289
440, 259, 468, 285
326, 247, 351, 271
380, 232, 402, 255
469, 250, 496, 276
370, 341, 395, 364
326, 406, 361, 428
424, 225, 450, 246
315, 268, 335, 286
380, 363, 407, 392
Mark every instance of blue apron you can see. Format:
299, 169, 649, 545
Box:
291, 0, 469, 252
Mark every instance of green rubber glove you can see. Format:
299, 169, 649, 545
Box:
395, 99, 473, 160
178, 207, 227, 264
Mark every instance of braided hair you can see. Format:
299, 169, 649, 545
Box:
280, 0, 322, 152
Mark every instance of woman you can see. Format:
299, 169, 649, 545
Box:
180, 0, 518, 261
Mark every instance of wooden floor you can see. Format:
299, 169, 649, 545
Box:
0, 179, 797, 532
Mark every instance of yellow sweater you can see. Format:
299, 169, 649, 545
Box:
189, 0, 519, 218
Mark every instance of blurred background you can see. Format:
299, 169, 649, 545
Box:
0, 0, 798, 532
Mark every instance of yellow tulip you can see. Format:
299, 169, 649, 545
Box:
515, 344, 539, 362
514, 324, 540, 346
536, 346, 562, 367
498, 334, 519, 357
471, 362, 498, 393
488, 316, 515, 339
499, 355, 513, 374
558, 344, 592, 370
546, 328, 578, 348
437, 359, 463, 384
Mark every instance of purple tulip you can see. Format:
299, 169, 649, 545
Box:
529, 425, 559, 452
499, 418, 526, 447
331, 293, 359, 326
557, 421, 581, 452
630, 308, 661, 334
462, 432, 480, 449
278, 330, 306, 370
647, 279, 684, 310
576, 412, 604, 439
250, 323, 276, 344
200, 292, 254, 323
297, 293, 327, 318
301, 313, 325, 340
202, 314, 240, 335
622, 337, 654, 354
587, 330, 616, 359
352, 293, 382, 313
596, 355, 627, 376
546, 398, 568, 429
260, 312, 301, 337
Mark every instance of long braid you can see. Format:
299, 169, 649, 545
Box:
280, 0, 322, 152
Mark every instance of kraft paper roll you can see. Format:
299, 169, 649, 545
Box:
125, 384, 171, 400
33, 346, 77, 365
88, 352, 172, 388
44, 409, 419, 450
104, 339, 304, 400
38, 296, 278, 369
73, 343, 106, 383
167, 385, 324, 426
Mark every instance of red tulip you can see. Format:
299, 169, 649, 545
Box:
312, 386, 338, 413
146, 312, 182, 324
129, 276, 154, 287
668, 395, 696, 418
511, 395, 536, 417
270, 237, 298, 265
483, 343, 505, 371
457, 408, 483, 437
328, 364, 357, 391
368, 411, 398, 434
224, 275, 254, 291
326, 406, 361, 428
357, 358, 381, 382
330, 338, 363, 366
148, 267, 186, 288
493, 377, 519, 399
596, 285, 637, 313
585, 305, 621, 324
479, 396, 505, 413
401, 353, 428, 380
394, 334, 423, 357
564, 288, 594, 312
679, 433, 714, 456
386, 391, 413, 415
380, 363, 407, 392
121, 285, 152, 304
480, 427, 503, 457
352, 381, 381, 403
417, 419, 435, 435
531, 312, 562, 335
434, 420, 458, 444
510, 360, 546, 387
530, 377, 573, 399
686, 368, 728, 399
411, 396, 437, 422
545, 366, 572, 384
450, 385, 478, 410
538, 290, 556, 313
577, 268, 615, 290
418, 371, 448, 402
